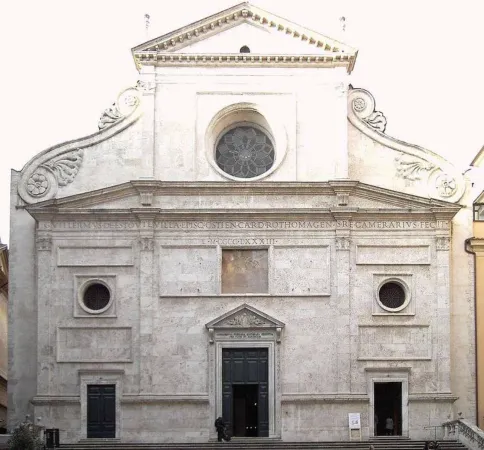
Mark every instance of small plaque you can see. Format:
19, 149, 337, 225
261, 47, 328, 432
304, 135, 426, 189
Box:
348, 413, 361, 430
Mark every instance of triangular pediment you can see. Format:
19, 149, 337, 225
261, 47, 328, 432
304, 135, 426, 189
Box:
205, 304, 285, 329
132, 3, 357, 72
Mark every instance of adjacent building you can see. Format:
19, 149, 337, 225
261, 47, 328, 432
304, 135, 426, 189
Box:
466, 147, 484, 429
8, 3, 476, 443
0, 241, 7, 433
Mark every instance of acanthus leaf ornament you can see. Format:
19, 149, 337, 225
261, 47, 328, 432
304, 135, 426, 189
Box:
26, 149, 84, 200
395, 154, 436, 181
98, 83, 143, 130
43, 149, 83, 186
365, 111, 387, 133
98, 104, 123, 130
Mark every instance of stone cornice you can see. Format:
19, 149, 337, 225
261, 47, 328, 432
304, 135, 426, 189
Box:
467, 237, 484, 253
132, 3, 357, 73
121, 394, 208, 404
134, 52, 355, 71
25, 180, 461, 212
348, 86, 466, 203
281, 394, 369, 403
408, 393, 458, 403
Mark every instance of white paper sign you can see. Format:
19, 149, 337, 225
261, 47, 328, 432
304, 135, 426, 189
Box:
348, 413, 361, 429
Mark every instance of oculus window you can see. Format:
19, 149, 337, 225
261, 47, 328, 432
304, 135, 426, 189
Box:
222, 249, 268, 294
78, 280, 113, 314
215, 125, 275, 179
378, 281, 408, 312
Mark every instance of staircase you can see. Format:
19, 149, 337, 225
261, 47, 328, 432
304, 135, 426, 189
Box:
60, 437, 468, 450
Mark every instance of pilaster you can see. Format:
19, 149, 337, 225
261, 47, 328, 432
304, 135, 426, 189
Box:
333, 212, 352, 393
138, 215, 156, 394
36, 228, 53, 395
435, 231, 452, 393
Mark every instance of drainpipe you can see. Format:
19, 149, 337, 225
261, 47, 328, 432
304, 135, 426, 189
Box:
465, 237, 478, 425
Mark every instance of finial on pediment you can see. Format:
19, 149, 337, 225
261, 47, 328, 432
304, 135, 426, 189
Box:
339, 16, 346, 32
145, 13, 151, 39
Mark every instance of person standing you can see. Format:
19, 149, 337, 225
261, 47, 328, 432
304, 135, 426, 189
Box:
385, 416, 394, 436
214, 416, 230, 442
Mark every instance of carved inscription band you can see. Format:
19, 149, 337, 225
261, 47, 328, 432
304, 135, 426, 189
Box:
40, 220, 450, 231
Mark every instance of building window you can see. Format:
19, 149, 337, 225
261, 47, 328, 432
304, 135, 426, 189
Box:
222, 249, 268, 294
377, 280, 408, 312
240, 45, 251, 53
78, 279, 113, 314
216, 125, 275, 179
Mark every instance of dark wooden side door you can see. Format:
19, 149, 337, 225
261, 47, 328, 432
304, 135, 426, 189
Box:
87, 384, 116, 438
222, 348, 269, 437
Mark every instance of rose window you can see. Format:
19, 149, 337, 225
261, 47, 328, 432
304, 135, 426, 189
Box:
215, 126, 275, 178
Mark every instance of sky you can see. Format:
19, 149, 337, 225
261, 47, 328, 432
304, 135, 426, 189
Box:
1, 0, 483, 245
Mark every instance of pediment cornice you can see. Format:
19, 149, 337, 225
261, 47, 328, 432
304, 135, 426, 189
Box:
25, 180, 461, 223
132, 3, 357, 73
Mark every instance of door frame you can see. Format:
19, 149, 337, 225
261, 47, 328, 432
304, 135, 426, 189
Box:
211, 340, 280, 438
79, 369, 124, 440
206, 304, 285, 440
367, 371, 408, 438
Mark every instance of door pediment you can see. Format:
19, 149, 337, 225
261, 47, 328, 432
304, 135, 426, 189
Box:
206, 304, 285, 337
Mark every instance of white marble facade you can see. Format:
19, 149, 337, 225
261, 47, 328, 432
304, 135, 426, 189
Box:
8, 3, 475, 444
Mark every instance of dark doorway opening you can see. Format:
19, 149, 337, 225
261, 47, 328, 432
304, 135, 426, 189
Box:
374, 382, 402, 436
222, 348, 269, 437
87, 384, 115, 438
233, 384, 258, 437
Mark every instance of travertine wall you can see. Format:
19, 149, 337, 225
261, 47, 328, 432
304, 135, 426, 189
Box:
7, 26, 475, 444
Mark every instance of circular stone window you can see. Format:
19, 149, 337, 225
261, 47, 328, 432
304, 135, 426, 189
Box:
377, 280, 409, 312
215, 125, 275, 178
79, 280, 112, 314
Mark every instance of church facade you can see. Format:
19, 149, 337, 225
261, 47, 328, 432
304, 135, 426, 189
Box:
8, 3, 476, 443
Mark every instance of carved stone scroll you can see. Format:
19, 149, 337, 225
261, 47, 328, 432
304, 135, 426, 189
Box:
349, 88, 387, 133
348, 86, 465, 203
26, 149, 84, 200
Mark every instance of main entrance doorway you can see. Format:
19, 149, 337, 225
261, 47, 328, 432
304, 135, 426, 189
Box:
374, 382, 402, 436
87, 384, 115, 438
222, 348, 269, 437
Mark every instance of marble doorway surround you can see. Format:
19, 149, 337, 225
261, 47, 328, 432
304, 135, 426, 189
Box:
206, 304, 285, 439
79, 369, 124, 440
366, 368, 409, 438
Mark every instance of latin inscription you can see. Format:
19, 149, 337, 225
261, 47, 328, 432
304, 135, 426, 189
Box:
40, 220, 450, 231
207, 238, 276, 245
215, 331, 273, 340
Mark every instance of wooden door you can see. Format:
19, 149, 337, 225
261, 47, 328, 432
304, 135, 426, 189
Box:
87, 384, 115, 438
222, 348, 269, 437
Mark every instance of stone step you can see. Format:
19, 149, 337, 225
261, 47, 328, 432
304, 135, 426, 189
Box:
59, 439, 467, 450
